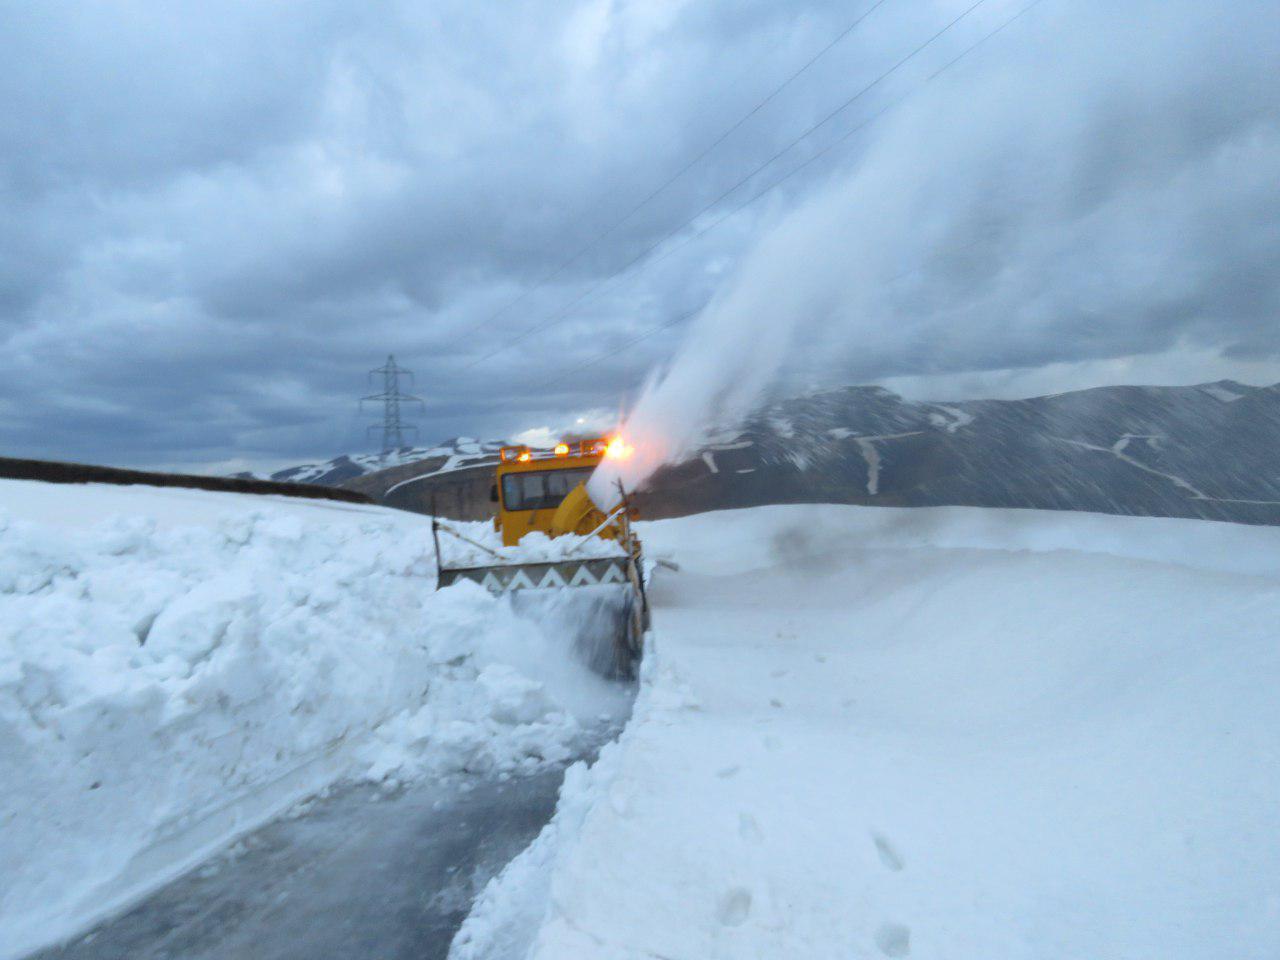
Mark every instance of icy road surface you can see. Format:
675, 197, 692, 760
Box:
31, 768, 571, 960
456, 505, 1280, 960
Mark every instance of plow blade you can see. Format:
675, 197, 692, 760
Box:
438, 556, 647, 680
437, 556, 635, 592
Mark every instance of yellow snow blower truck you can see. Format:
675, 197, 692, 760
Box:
433, 438, 648, 679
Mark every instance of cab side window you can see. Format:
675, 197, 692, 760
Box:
524, 473, 546, 504
546, 471, 573, 498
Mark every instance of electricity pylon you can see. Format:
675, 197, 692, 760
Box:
361, 355, 424, 454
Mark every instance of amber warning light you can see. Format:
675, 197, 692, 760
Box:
605, 436, 634, 460
554, 443, 570, 456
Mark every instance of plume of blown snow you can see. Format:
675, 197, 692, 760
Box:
592, 0, 1280, 506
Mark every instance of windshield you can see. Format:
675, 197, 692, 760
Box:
500, 467, 593, 511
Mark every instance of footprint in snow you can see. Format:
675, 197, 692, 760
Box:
872, 832, 905, 872
716, 887, 752, 927
875, 922, 911, 957
738, 813, 763, 844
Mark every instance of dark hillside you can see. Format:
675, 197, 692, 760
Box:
0, 457, 373, 505
351, 381, 1280, 527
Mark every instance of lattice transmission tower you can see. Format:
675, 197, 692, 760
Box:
361, 355, 425, 454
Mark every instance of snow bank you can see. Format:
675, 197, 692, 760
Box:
454, 505, 1280, 960
0, 480, 626, 959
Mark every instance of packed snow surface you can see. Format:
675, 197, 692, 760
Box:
454, 504, 1280, 960
0, 480, 627, 960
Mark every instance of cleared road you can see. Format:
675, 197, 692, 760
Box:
30, 768, 570, 960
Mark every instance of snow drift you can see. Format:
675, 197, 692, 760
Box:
453, 504, 1280, 960
0, 480, 626, 959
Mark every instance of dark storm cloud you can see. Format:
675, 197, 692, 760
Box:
2, 0, 860, 467
1, 0, 1277, 470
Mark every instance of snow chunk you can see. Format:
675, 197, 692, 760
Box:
433, 523, 626, 570
479, 665, 558, 725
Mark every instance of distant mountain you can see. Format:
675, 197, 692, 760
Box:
642, 379, 1280, 525
357, 380, 1280, 527
258, 438, 507, 487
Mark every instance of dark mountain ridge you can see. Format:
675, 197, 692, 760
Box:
269, 380, 1280, 527
648, 379, 1280, 525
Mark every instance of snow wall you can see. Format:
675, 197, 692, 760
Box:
0, 480, 627, 959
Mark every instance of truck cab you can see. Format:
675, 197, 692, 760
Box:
492, 439, 611, 547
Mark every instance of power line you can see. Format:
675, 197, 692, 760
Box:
532, 0, 1055, 393
536, 307, 698, 391
600, 0, 1054, 284
465, 0, 993, 371
602, 0, 895, 239
456, 0, 896, 352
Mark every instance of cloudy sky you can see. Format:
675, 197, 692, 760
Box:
2, 0, 1277, 473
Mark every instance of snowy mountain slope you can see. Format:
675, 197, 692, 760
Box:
261, 438, 506, 487
453, 505, 1280, 960
0, 479, 626, 960
362, 382, 1280, 528
637, 380, 1280, 526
